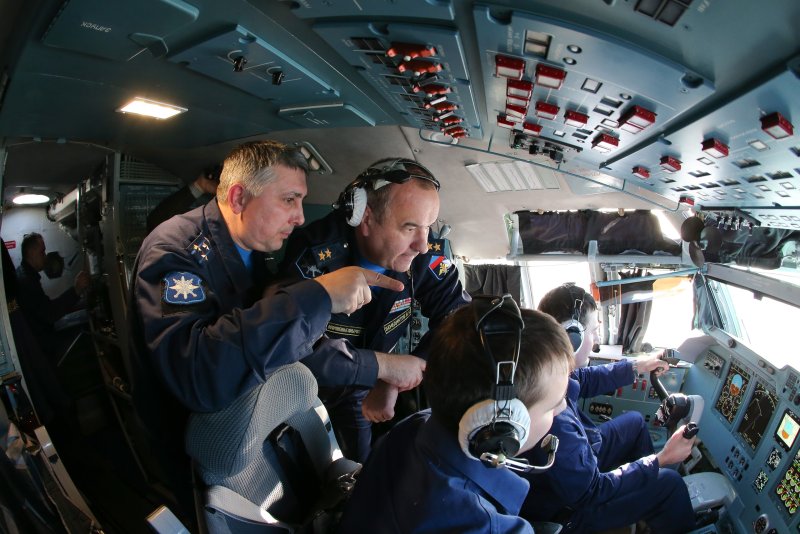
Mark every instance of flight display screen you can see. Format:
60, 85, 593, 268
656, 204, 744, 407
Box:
776, 410, 800, 451
736, 381, 778, 450
775, 448, 800, 516
715, 360, 751, 424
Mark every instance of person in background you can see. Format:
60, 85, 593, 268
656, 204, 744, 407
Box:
15, 232, 90, 356
518, 283, 696, 533
146, 163, 222, 234
129, 140, 402, 523
278, 157, 471, 462
338, 295, 574, 533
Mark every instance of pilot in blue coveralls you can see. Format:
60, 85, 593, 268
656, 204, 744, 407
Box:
278, 158, 471, 462
339, 297, 574, 533
129, 141, 402, 522
519, 283, 697, 533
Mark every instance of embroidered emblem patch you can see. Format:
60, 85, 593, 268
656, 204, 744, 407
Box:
390, 297, 412, 314
163, 272, 206, 304
428, 255, 452, 280
296, 256, 324, 279
188, 235, 214, 265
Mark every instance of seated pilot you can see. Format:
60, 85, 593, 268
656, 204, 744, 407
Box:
518, 283, 696, 533
338, 295, 574, 533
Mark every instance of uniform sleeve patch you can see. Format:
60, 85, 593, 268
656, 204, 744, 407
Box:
428, 255, 453, 280
162, 272, 206, 304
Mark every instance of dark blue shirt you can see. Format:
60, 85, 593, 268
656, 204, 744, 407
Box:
519, 361, 660, 521
279, 211, 471, 388
129, 199, 332, 433
339, 410, 535, 534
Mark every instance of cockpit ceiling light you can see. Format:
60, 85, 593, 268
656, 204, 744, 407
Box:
386, 42, 436, 62
760, 112, 793, 139
497, 115, 516, 129
535, 64, 566, 89
117, 97, 187, 119
505, 104, 527, 120
702, 138, 729, 158
507, 79, 533, 99
534, 101, 559, 120
632, 166, 650, 179
522, 122, 542, 136
619, 106, 656, 133
13, 193, 50, 205
495, 55, 525, 79
591, 133, 619, 153
564, 110, 589, 128
660, 155, 681, 172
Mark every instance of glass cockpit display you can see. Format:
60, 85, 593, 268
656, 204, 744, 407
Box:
777, 410, 800, 451
736, 381, 779, 450
715, 360, 751, 424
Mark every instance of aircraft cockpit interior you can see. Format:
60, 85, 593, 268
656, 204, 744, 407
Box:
0, 0, 798, 532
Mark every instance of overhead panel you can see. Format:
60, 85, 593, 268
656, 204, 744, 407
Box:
169, 25, 340, 103
309, 22, 482, 140
42, 0, 199, 61
288, 0, 455, 21
473, 4, 713, 174
609, 59, 800, 212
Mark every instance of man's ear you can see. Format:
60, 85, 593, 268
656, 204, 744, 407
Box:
227, 184, 247, 215
358, 204, 373, 236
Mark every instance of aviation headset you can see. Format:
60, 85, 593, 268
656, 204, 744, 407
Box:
333, 158, 440, 226
457, 294, 531, 463
560, 284, 587, 353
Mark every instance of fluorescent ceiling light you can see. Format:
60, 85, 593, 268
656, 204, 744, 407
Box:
13, 193, 50, 205
117, 97, 187, 119
466, 161, 560, 193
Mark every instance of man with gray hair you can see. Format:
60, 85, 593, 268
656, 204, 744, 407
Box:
129, 140, 402, 523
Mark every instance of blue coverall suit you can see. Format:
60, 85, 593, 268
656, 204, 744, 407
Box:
520, 361, 695, 533
279, 210, 471, 462
129, 199, 333, 520
338, 410, 535, 533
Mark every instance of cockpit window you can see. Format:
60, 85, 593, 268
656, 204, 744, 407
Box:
710, 278, 800, 369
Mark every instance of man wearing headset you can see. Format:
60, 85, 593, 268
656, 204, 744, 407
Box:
279, 157, 471, 462
518, 283, 697, 533
130, 141, 402, 523
338, 295, 574, 533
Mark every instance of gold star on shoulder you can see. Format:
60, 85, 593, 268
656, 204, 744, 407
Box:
170, 275, 200, 300
318, 251, 326, 261
434, 243, 441, 251
427, 243, 433, 250
325, 248, 332, 258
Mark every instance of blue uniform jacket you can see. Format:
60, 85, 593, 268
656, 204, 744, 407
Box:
338, 410, 535, 534
278, 211, 470, 388
129, 199, 332, 431
520, 361, 660, 521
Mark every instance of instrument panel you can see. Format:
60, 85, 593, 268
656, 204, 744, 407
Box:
685, 341, 800, 534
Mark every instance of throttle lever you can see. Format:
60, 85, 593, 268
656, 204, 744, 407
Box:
683, 422, 699, 439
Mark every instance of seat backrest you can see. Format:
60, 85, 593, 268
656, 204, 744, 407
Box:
185, 362, 354, 533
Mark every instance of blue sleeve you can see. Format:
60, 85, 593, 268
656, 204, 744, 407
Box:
573, 360, 635, 399
134, 244, 332, 413
410, 256, 471, 360
301, 340, 379, 388
17, 275, 79, 326
544, 417, 660, 509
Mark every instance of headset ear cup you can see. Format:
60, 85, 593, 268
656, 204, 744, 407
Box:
346, 186, 368, 226
562, 319, 584, 353
458, 399, 531, 461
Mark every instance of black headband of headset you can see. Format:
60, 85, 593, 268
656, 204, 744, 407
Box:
472, 294, 524, 401
351, 158, 440, 192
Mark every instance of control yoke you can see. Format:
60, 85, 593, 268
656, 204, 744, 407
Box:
650, 354, 704, 436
